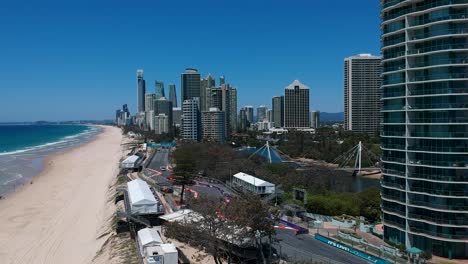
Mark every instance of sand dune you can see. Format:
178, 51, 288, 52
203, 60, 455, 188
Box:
0, 126, 122, 264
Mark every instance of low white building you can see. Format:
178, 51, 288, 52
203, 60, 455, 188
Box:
232, 172, 275, 195
137, 227, 178, 264
121, 155, 143, 169
127, 179, 160, 215
146, 243, 178, 264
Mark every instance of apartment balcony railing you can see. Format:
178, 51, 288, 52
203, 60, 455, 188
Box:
409, 226, 468, 240
382, 181, 406, 190
384, 50, 406, 60
408, 144, 468, 152
409, 199, 468, 211
382, 168, 407, 176
409, 117, 468, 123
382, 0, 406, 9
409, 12, 468, 27
408, 171, 468, 182
408, 212, 468, 226
382, 193, 406, 203
409, 28, 468, 41
383, 0, 468, 21
408, 87, 468, 96
407, 43, 468, 55
383, 35, 407, 47
410, 57, 468, 68
410, 186, 468, 196
382, 156, 407, 164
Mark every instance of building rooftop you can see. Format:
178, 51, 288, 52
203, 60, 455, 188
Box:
233, 172, 274, 187
127, 179, 157, 206
345, 53, 381, 60
285, 80, 309, 90
138, 227, 163, 246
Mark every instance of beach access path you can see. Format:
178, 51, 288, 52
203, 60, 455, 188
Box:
0, 126, 122, 264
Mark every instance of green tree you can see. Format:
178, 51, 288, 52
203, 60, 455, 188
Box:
172, 147, 197, 204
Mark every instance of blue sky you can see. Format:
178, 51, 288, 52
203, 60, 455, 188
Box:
0, 0, 381, 122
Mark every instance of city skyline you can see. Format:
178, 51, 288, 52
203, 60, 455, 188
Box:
0, 0, 380, 122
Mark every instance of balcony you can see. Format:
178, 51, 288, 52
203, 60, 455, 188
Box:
409, 28, 468, 41
408, 86, 468, 96
409, 226, 468, 240
409, 116, 468, 124
382, 192, 406, 203
383, 0, 468, 22
382, 168, 406, 177
382, 0, 406, 9
408, 171, 468, 182
409, 199, 468, 211
407, 43, 468, 56
408, 212, 468, 226
409, 12, 468, 27
410, 57, 468, 68
383, 35, 407, 47
409, 185, 468, 196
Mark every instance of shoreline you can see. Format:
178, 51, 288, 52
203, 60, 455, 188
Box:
0, 125, 123, 264
0, 124, 102, 198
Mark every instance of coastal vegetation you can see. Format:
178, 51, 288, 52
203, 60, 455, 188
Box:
172, 142, 381, 222
277, 128, 380, 167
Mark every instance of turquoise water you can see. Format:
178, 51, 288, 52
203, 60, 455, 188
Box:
0, 125, 91, 155
0, 124, 101, 196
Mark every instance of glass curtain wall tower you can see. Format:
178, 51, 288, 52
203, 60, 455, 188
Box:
381, 0, 468, 258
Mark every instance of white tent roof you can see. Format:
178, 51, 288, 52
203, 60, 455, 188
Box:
159, 209, 202, 223
233, 172, 274, 187
127, 179, 157, 206
138, 227, 163, 246
123, 155, 140, 164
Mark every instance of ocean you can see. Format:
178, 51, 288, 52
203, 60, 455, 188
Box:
0, 124, 102, 196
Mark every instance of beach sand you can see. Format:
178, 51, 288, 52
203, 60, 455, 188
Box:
0, 126, 122, 264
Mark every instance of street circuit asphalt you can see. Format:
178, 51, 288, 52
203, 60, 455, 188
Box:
274, 228, 367, 264
146, 148, 368, 264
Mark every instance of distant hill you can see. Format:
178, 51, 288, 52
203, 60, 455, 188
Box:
320, 112, 344, 122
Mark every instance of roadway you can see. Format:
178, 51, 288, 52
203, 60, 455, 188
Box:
145, 148, 367, 264
274, 229, 367, 264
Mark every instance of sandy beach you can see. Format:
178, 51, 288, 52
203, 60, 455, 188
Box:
0, 126, 122, 264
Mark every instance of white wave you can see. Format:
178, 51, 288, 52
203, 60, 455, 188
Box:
2, 173, 23, 185
0, 126, 100, 157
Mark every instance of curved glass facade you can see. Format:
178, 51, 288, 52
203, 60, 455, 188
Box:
381, 0, 468, 258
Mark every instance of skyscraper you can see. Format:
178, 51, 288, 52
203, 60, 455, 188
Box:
145, 93, 156, 112
181, 68, 201, 102
155, 81, 165, 99
202, 108, 226, 142
201, 74, 216, 111
229, 87, 238, 133
219, 75, 225, 86
267, 109, 273, 123
284, 80, 310, 128
172, 107, 182, 127
155, 97, 173, 132
182, 99, 201, 141
169, 84, 178, 108
137, 69, 146, 113
344, 54, 382, 135
239, 107, 248, 132
381, 1, 468, 258
272, 96, 284, 128
310, 110, 320, 129
256, 105, 268, 122
154, 114, 170, 134
244, 106, 254, 125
